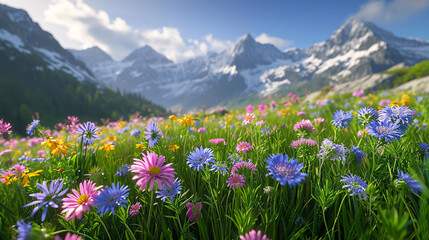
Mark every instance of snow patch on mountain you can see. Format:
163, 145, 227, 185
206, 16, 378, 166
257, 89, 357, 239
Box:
0, 29, 31, 54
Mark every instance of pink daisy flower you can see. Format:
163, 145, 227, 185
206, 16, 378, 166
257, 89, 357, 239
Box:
290, 139, 317, 148
209, 138, 226, 145
246, 105, 255, 113
258, 104, 267, 112
243, 113, 255, 125
240, 230, 271, 240
129, 202, 142, 216
131, 151, 176, 191
55, 232, 82, 240
186, 202, 202, 222
293, 120, 315, 132
226, 173, 246, 188
236, 142, 253, 153
197, 127, 206, 133
297, 111, 307, 116
61, 180, 101, 221
231, 161, 257, 174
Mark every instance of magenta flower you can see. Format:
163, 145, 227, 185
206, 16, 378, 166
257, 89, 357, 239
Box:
209, 138, 226, 145
290, 139, 317, 148
197, 127, 206, 133
0, 149, 12, 156
258, 104, 267, 112
293, 119, 315, 132
61, 180, 101, 221
314, 118, 325, 124
0, 119, 12, 135
129, 202, 142, 216
236, 142, 253, 153
226, 174, 246, 188
55, 232, 82, 240
246, 105, 255, 113
231, 161, 257, 174
255, 120, 264, 126
186, 202, 202, 222
243, 113, 255, 125
131, 151, 176, 191
297, 111, 307, 116
240, 230, 271, 240
352, 90, 365, 97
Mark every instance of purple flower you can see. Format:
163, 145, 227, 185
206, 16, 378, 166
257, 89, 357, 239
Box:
367, 119, 403, 142
398, 170, 423, 194
351, 145, 366, 165
265, 153, 307, 187
341, 174, 368, 200
357, 107, 378, 125
331, 110, 353, 128
318, 139, 348, 162
186, 146, 215, 171
130, 129, 141, 137
156, 178, 182, 203
93, 183, 129, 215
144, 122, 161, 148
76, 122, 99, 145
26, 120, 40, 136
16, 219, 32, 240
379, 105, 414, 131
22, 179, 68, 222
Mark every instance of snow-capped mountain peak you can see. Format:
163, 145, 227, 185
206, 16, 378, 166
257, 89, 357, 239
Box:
122, 45, 173, 65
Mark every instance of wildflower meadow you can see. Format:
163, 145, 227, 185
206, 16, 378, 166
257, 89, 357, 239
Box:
1, 90, 429, 239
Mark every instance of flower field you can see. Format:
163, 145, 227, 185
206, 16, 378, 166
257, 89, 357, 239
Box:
1, 91, 429, 239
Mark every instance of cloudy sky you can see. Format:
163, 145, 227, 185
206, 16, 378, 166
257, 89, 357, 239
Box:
1, 0, 428, 62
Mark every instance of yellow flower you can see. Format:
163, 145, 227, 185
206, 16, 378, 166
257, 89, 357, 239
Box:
165, 124, 171, 130
21, 169, 43, 187
24, 151, 31, 157
168, 145, 180, 152
179, 114, 195, 126
169, 115, 178, 121
14, 150, 21, 156
52, 141, 74, 156
100, 143, 115, 156
136, 143, 145, 150
107, 136, 117, 142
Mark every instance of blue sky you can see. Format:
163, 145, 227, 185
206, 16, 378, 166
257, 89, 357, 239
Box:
1, 0, 429, 61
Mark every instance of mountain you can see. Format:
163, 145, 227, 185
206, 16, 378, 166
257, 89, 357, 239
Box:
0, 4, 166, 134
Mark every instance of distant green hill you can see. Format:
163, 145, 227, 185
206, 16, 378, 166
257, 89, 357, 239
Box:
0, 41, 166, 135
385, 60, 429, 87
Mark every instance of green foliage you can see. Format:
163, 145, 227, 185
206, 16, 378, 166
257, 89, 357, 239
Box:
385, 61, 429, 87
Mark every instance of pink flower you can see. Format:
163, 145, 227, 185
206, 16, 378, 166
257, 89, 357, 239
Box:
186, 202, 202, 222
379, 99, 391, 106
258, 104, 267, 112
0, 149, 12, 156
236, 142, 253, 153
61, 180, 101, 221
0, 119, 12, 135
55, 233, 82, 240
297, 111, 307, 116
226, 174, 246, 188
28, 138, 43, 148
209, 138, 226, 145
243, 113, 255, 125
231, 161, 257, 174
246, 105, 255, 113
287, 93, 292, 98
10, 164, 26, 174
290, 139, 317, 148
37, 150, 45, 157
357, 130, 365, 137
314, 118, 325, 124
255, 120, 264, 126
240, 230, 271, 240
270, 101, 277, 110
197, 127, 206, 133
131, 151, 176, 191
293, 120, 315, 132
352, 90, 365, 97
129, 202, 142, 216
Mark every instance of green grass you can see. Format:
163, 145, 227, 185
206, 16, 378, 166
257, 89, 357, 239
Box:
0, 90, 428, 239
385, 61, 429, 87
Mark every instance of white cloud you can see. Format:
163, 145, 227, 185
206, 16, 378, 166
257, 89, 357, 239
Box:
42, 0, 233, 62
255, 33, 293, 49
354, 0, 429, 22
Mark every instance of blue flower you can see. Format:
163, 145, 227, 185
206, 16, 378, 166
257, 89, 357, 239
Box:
22, 179, 68, 222
26, 120, 40, 136
379, 105, 414, 131
210, 162, 229, 175
76, 122, 99, 145
94, 183, 129, 215
117, 126, 130, 134
331, 110, 353, 128
367, 119, 403, 142
398, 170, 423, 194
352, 146, 366, 165
357, 107, 378, 125
419, 142, 429, 157
344, 103, 351, 109
115, 164, 130, 176
186, 146, 215, 171
144, 122, 161, 148
130, 129, 141, 137
265, 153, 308, 187
341, 174, 368, 200
156, 178, 182, 203
416, 96, 424, 102
317, 139, 348, 162
16, 219, 32, 240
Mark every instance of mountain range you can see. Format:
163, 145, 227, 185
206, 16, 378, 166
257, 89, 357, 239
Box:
1, 3, 429, 112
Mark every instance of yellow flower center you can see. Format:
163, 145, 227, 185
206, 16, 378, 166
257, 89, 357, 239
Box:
148, 166, 161, 175
77, 194, 89, 205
